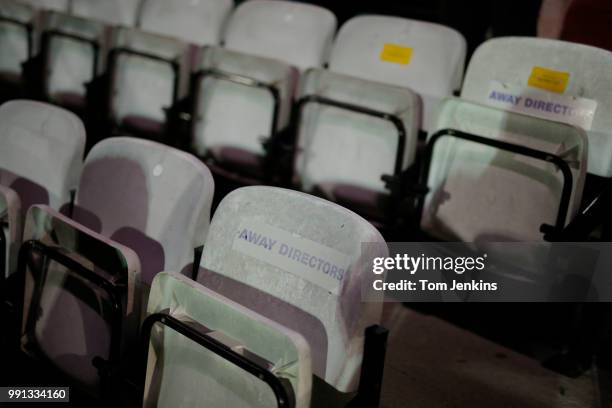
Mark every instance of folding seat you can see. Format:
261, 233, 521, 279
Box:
293, 70, 420, 228
36, 11, 109, 114
194, 186, 388, 406
138, 0, 233, 46
105, 27, 193, 141
0, 100, 85, 280
293, 17, 463, 228
459, 37, 612, 184
187, 0, 336, 185
142, 272, 312, 407
326, 16, 467, 131
420, 98, 587, 242
72, 0, 141, 27
19, 137, 214, 393
0, 1, 36, 100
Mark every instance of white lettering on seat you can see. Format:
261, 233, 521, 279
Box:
232, 220, 352, 295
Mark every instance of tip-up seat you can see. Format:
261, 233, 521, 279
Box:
197, 186, 387, 404
189, 47, 296, 182
139, 0, 233, 46
19, 137, 214, 393
421, 98, 587, 242
328, 15, 466, 131
72, 0, 141, 27
461, 37, 612, 178
0, 1, 36, 96
185, 0, 335, 185
294, 69, 420, 224
0, 100, 85, 278
107, 27, 193, 141
142, 272, 311, 408
38, 11, 108, 112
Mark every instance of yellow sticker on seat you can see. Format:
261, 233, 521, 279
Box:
527, 66, 570, 93
380, 44, 413, 65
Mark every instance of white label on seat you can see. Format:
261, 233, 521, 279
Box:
485, 81, 598, 130
232, 220, 351, 295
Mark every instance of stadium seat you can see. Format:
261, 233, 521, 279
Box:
0, 0, 36, 100
328, 15, 467, 131
186, 0, 336, 185
37, 11, 109, 114
72, 0, 141, 27
460, 37, 612, 179
420, 98, 587, 242
19, 137, 214, 393
0, 100, 85, 279
223, 0, 337, 71
106, 27, 193, 141
197, 186, 388, 404
142, 272, 312, 408
139, 0, 233, 46
293, 69, 420, 226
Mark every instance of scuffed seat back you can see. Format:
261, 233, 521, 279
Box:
294, 69, 420, 222
0, 100, 85, 276
40, 11, 108, 111
139, 0, 233, 46
72, 0, 141, 27
198, 186, 387, 393
73, 137, 214, 285
223, 0, 337, 71
422, 98, 587, 242
460, 37, 612, 178
144, 272, 312, 408
0, 1, 35, 92
329, 15, 466, 131
108, 28, 192, 139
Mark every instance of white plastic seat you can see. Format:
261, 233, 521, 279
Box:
461, 37, 612, 178
328, 15, 467, 131
294, 69, 420, 220
191, 47, 297, 178
19, 137, 214, 392
0, 1, 35, 84
139, 0, 233, 46
108, 27, 192, 137
198, 186, 387, 393
18, 0, 70, 12
422, 98, 587, 242
0, 100, 85, 276
20, 205, 140, 392
223, 0, 337, 71
41, 11, 108, 110
143, 272, 312, 408
72, 0, 141, 27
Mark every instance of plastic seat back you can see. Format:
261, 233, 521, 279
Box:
74, 137, 213, 284
72, 0, 141, 26
329, 15, 466, 130
0, 1, 35, 81
461, 37, 612, 177
198, 186, 387, 392
139, 0, 233, 45
223, 0, 337, 71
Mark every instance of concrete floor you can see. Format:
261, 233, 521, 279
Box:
380, 305, 604, 408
